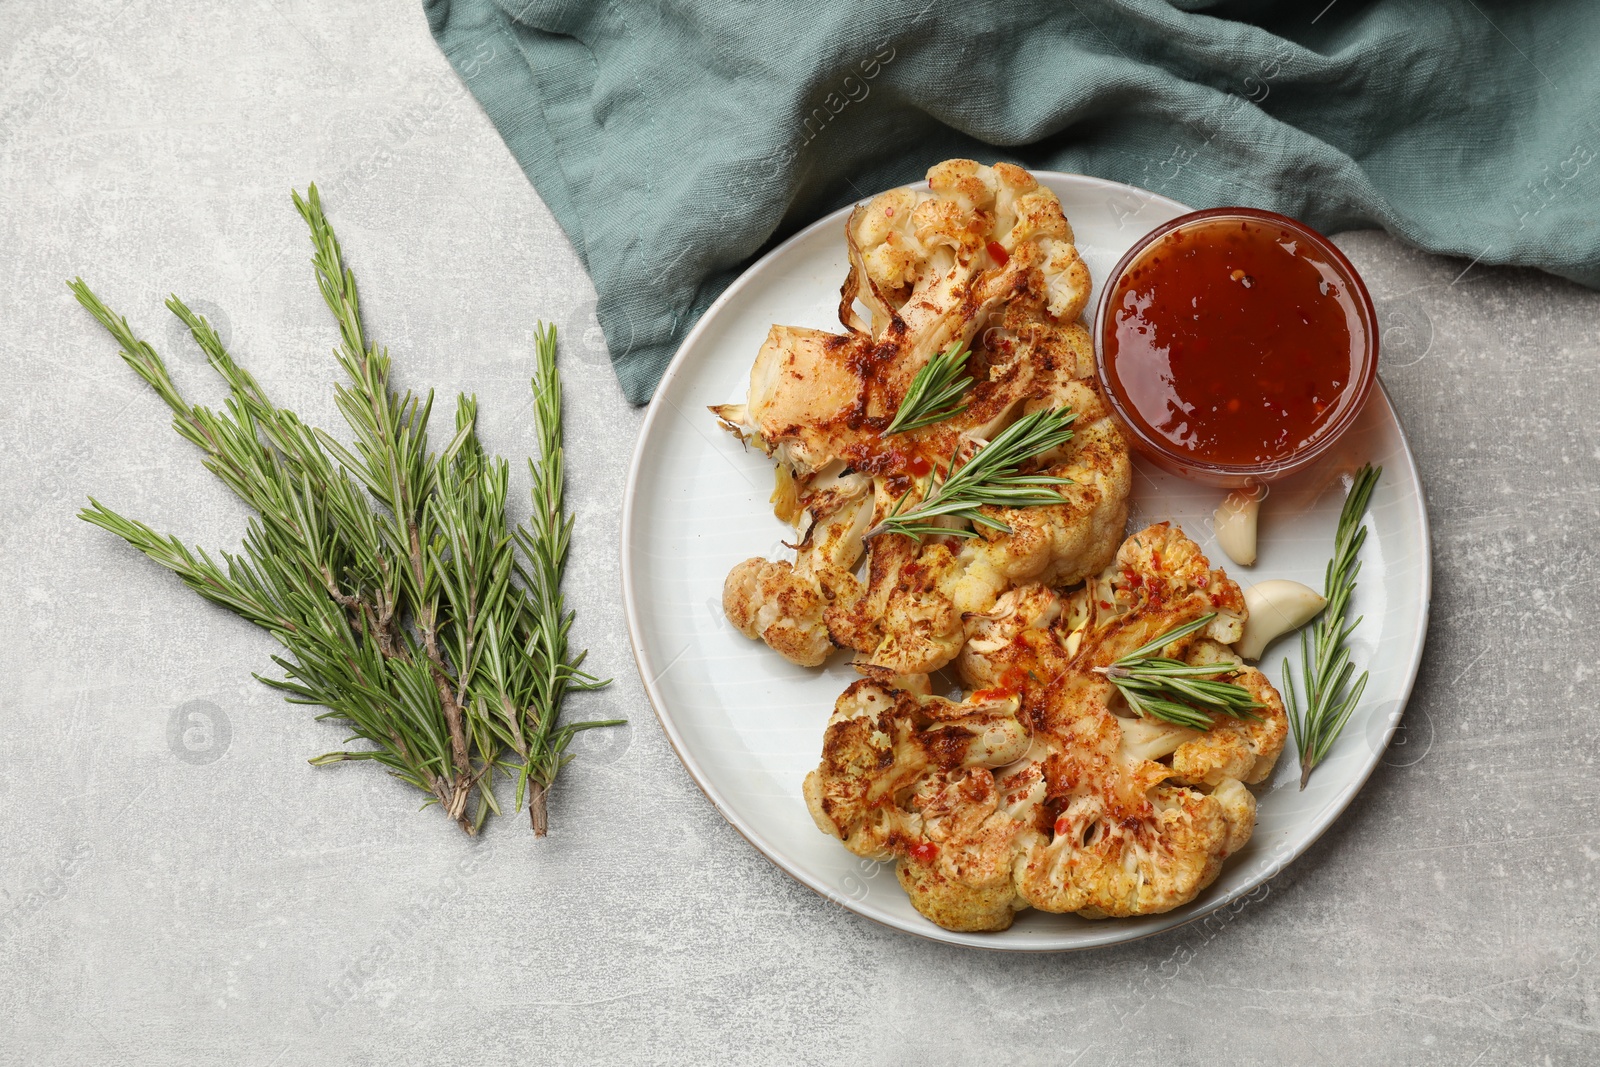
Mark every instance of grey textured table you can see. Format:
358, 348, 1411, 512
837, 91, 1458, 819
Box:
4, 4, 1597, 1065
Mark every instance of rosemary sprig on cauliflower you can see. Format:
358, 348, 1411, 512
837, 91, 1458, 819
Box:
880, 339, 975, 436
866, 407, 1078, 540
1097, 613, 1265, 729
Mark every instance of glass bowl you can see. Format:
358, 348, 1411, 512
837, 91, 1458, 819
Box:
1093, 207, 1379, 488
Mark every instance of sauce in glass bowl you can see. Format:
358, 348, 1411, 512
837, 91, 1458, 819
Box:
1095, 208, 1377, 486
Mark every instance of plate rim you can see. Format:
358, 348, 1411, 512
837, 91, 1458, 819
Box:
619, 171, 1433, 951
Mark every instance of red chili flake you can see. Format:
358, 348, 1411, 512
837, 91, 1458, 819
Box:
1196, 575, 1209, 588
902, 563, 920, 577
1099, 600, 1113, 610
909, 842, 938, 864
1151, 550, 1163, 571
1053, 815, 1072, 838
986, 240, 1009, 266
1123, 568, 1144, 589
885, 206, 894, 217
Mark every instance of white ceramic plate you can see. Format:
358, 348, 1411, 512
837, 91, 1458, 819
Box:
621, 173, 1431, 950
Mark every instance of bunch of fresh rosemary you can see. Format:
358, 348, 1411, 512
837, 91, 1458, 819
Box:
74, 185, 620, 836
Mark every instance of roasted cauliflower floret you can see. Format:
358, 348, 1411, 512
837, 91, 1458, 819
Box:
803, 680, 1031, 862
820, 478, 968, 674
824, 531, 966, 674
1072, 521, 1249, 662
853, 186, 923, 291
722, 482, 871, 666
1013, 773, 1257, 919
996, 663, 1259, 920
896, 761, 1045, 932
1167, 639, 1288, 787
850, 159, 1091, 329
957, 583, 1061, 691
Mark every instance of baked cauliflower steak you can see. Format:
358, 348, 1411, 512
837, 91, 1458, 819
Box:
807, 524, 1288, 932
713, 159, 1130, 670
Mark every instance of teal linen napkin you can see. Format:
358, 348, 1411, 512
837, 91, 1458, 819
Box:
425, 0, 1600, 403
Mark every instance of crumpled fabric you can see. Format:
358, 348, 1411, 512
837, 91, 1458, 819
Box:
426, 0, 1600, 403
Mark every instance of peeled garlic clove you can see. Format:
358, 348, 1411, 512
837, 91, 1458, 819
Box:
1214, 489, 1262, 567
1236, 580, 1327, 660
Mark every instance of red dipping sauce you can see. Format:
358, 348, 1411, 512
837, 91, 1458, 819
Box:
1095, 208, 1377, 486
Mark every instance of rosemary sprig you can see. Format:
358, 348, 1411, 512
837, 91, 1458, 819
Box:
881, 339, 973, 436
506, 323, 619, 834
1098, 613, 1264, 730
1286, 463, 1380, 789
866, 407, 1077, 540
73, 184, 621, 836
